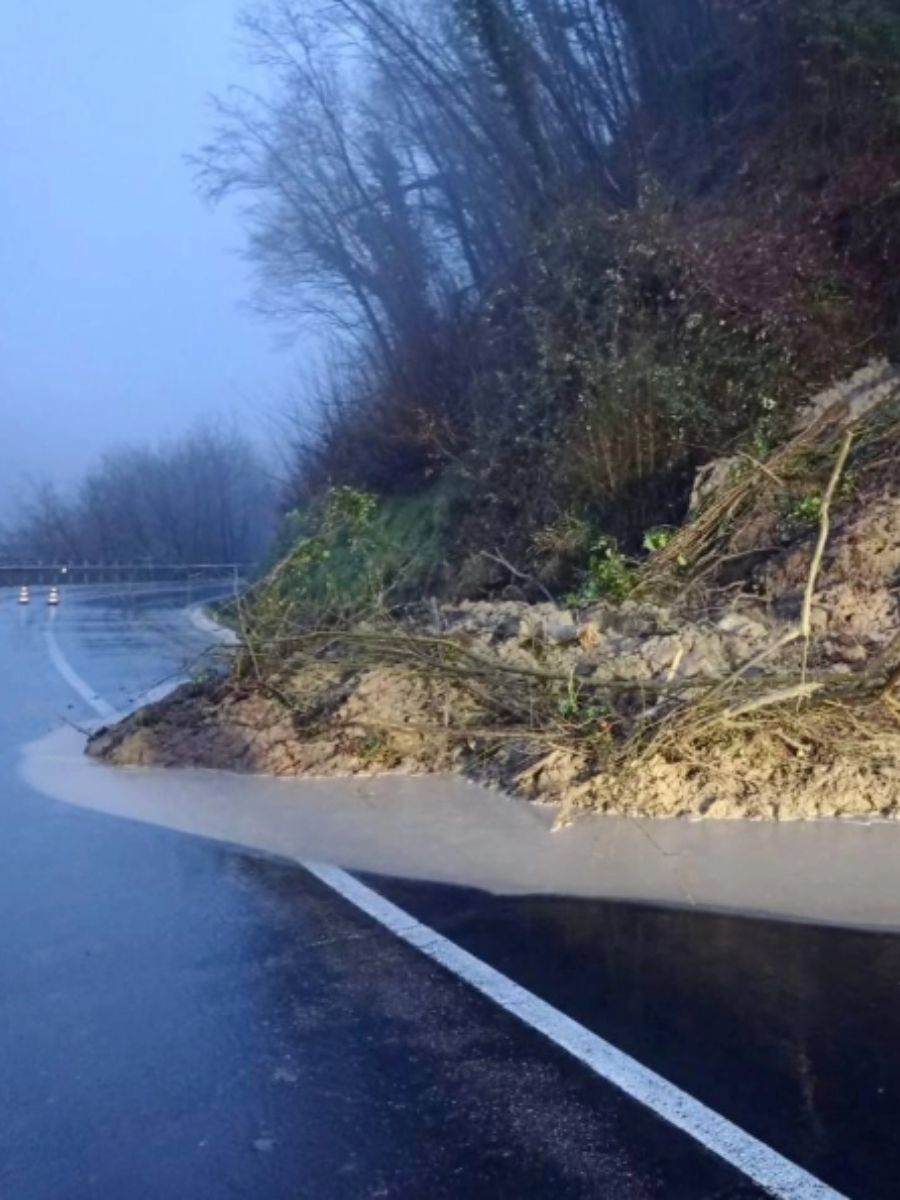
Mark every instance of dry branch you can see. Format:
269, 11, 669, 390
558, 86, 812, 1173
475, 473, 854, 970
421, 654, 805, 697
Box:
799, 429, 853, 684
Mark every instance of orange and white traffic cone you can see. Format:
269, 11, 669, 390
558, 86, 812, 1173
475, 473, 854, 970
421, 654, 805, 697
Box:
47, 586, 59, 606
18, 586, 29, 605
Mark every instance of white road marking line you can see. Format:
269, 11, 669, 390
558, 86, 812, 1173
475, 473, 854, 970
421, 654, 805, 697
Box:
46, 623, 185, 721
46, 606, 846, 1200
304, 864, 846, 1200
44, 622, 116, 720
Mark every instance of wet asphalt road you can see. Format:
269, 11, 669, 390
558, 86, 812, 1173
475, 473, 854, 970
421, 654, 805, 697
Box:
0, 586, 897, 1198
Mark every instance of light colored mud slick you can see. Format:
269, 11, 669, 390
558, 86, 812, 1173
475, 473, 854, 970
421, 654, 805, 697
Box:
26, 723, 900, 932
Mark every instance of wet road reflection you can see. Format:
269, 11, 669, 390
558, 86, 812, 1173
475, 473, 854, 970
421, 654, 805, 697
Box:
367, 877, 900, 1199
1, 585, 770, 1199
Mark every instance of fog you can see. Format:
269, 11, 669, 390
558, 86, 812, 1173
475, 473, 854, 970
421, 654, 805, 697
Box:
0, 0, 290, 516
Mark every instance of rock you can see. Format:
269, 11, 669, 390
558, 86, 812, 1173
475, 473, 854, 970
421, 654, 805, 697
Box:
792, 358, 900, 432
639, 634, 685, 674
689, 455, 742, 514
820, 584, 897, 644
716, 612, 768, 641
678, 644, 728, 679
492, 615, 523, 642
611, 653, 655, 683
267, 745, 297, 775
588, 660, 618, 685
453, 553, 506, 599
545, 622, 580, 646
615, 601, 662, 639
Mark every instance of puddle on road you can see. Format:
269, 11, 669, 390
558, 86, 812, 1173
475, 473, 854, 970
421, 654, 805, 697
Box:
21, 723, 900, 933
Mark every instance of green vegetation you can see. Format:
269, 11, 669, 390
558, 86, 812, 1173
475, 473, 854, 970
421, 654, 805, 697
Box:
567, 538, 636, 606
556, 677, 612, 740
642, 528, 675, 555
256, 483, 460, 629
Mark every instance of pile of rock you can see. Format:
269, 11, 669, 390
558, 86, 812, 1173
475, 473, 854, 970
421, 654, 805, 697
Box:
432, 598, 776, 687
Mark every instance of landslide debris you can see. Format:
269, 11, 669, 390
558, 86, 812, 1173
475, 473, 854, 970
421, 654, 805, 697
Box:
89, 364, 900, 822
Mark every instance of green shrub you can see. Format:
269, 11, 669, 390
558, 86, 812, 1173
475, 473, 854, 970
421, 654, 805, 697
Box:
264, 482, 461, 623
643, 526, 675, 553
565, 536, 636, 606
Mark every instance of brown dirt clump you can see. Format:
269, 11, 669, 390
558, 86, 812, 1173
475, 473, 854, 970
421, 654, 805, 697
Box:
88, 666, 474, 780
556, 724, 900, 822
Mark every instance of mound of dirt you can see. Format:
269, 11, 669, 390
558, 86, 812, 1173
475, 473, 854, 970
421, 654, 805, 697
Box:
558, 736, 900, 822
87, 559, 900, 821
764, 494, 900, 647
88, 667, 472, 780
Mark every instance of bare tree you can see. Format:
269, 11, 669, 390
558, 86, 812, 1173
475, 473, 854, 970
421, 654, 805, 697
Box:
2, 425, 276, 566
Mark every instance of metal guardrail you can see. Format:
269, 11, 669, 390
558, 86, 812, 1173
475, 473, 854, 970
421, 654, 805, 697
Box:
0, 563, 247, 586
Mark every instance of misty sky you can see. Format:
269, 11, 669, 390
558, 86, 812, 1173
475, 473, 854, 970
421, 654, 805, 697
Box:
0, 1, 294, 517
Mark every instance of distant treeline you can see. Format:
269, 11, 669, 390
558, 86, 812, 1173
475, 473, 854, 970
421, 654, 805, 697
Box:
0, 425, 275, 566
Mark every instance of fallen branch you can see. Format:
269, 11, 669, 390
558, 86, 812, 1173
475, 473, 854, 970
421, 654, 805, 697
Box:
480, 548, 556, 604
800, 429, 854, 685
721, 682, 824, 721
